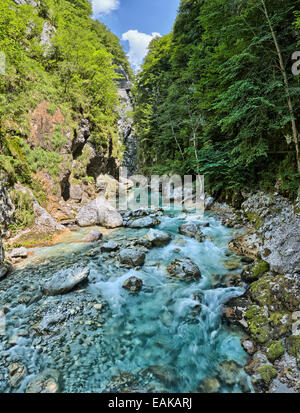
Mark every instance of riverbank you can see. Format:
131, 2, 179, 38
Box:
210, 191, 300, 393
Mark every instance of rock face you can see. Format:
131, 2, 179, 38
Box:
167, 258, 201, 281
241, 192, 300, 274
0, 228, 11, 280
26, 369, 61, 393
116, 67, 137, 176
122, 276, 143, 293
145, 229, 171, 247
76, 196, 123, 228
41, 267, 90, 295
13, 184, 64, 234
119, 249, 145, 267
179, 222, 203, 242
0, 172, 15, 233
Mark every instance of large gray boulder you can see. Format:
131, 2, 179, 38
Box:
76, 196, 123, 228
145, 229, 171, 247
119, 249, 145, 267
179, 222, 203, 242
10, 247, 28, 259
167, 258, 201, 281
125, 216, 160, 229
41, 267, 90, 296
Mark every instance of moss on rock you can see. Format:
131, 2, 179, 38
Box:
267, 341, 284, 362
245, 305, 271, 344
259, 365, 277, 384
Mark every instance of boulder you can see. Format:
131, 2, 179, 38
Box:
69, 184, 83, 202
179, 222, 203, 242
84, 230, 103, 242
119, 249, 145, 267
125, 216, 160, 229
145, 229, 171, 247
167, 258, 201, 281
41, 266, 90, 296
101, 241, 119, 252
10, 247, 28, 259
76, 196, 123, 228
122, 276, 143, 293
26, 369, 61, 393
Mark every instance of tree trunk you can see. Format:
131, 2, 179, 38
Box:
170, 122, 184, 160
261, 0, 300, 172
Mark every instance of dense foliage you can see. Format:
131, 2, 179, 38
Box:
0, 0, 129, 189
134, 0, 300, 199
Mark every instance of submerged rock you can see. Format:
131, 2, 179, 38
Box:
122, 276, 143, 293
199, 377, 220, 393
178, 222, 203, 242
216, 360, 241, 385
167, 258, 201, 281
105, 371, 137, 392
145, 229, 171, 247
8, 363, 26, 388
119, 249, 145, 267
147, 365, 177, 386
76, 196, 123, 228
41, 266, 90, 295
26, 369, 61, 393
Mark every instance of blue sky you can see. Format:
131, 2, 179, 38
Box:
91, 0, 180, 69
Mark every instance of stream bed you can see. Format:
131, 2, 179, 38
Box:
0, 210, 252, 393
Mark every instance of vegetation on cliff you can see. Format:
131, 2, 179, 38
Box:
0, 0, 129, 197
134, 0, 300, 199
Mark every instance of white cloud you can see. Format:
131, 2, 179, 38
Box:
122, 30, 161, 70
92, 0, 120, 16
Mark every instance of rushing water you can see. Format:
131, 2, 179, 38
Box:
0, 211, 252, 393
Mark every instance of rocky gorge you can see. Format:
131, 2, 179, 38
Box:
1, 179, 299, 393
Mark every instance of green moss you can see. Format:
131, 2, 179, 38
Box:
269, 312, 292, 336
246, 212, 263, 230
286, 335, 300, 360
245, 305, 270, 344
267, 341, 284, 362
249, 276, 273, 307
251, 261, 270, 279
259, 365, 277, 384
